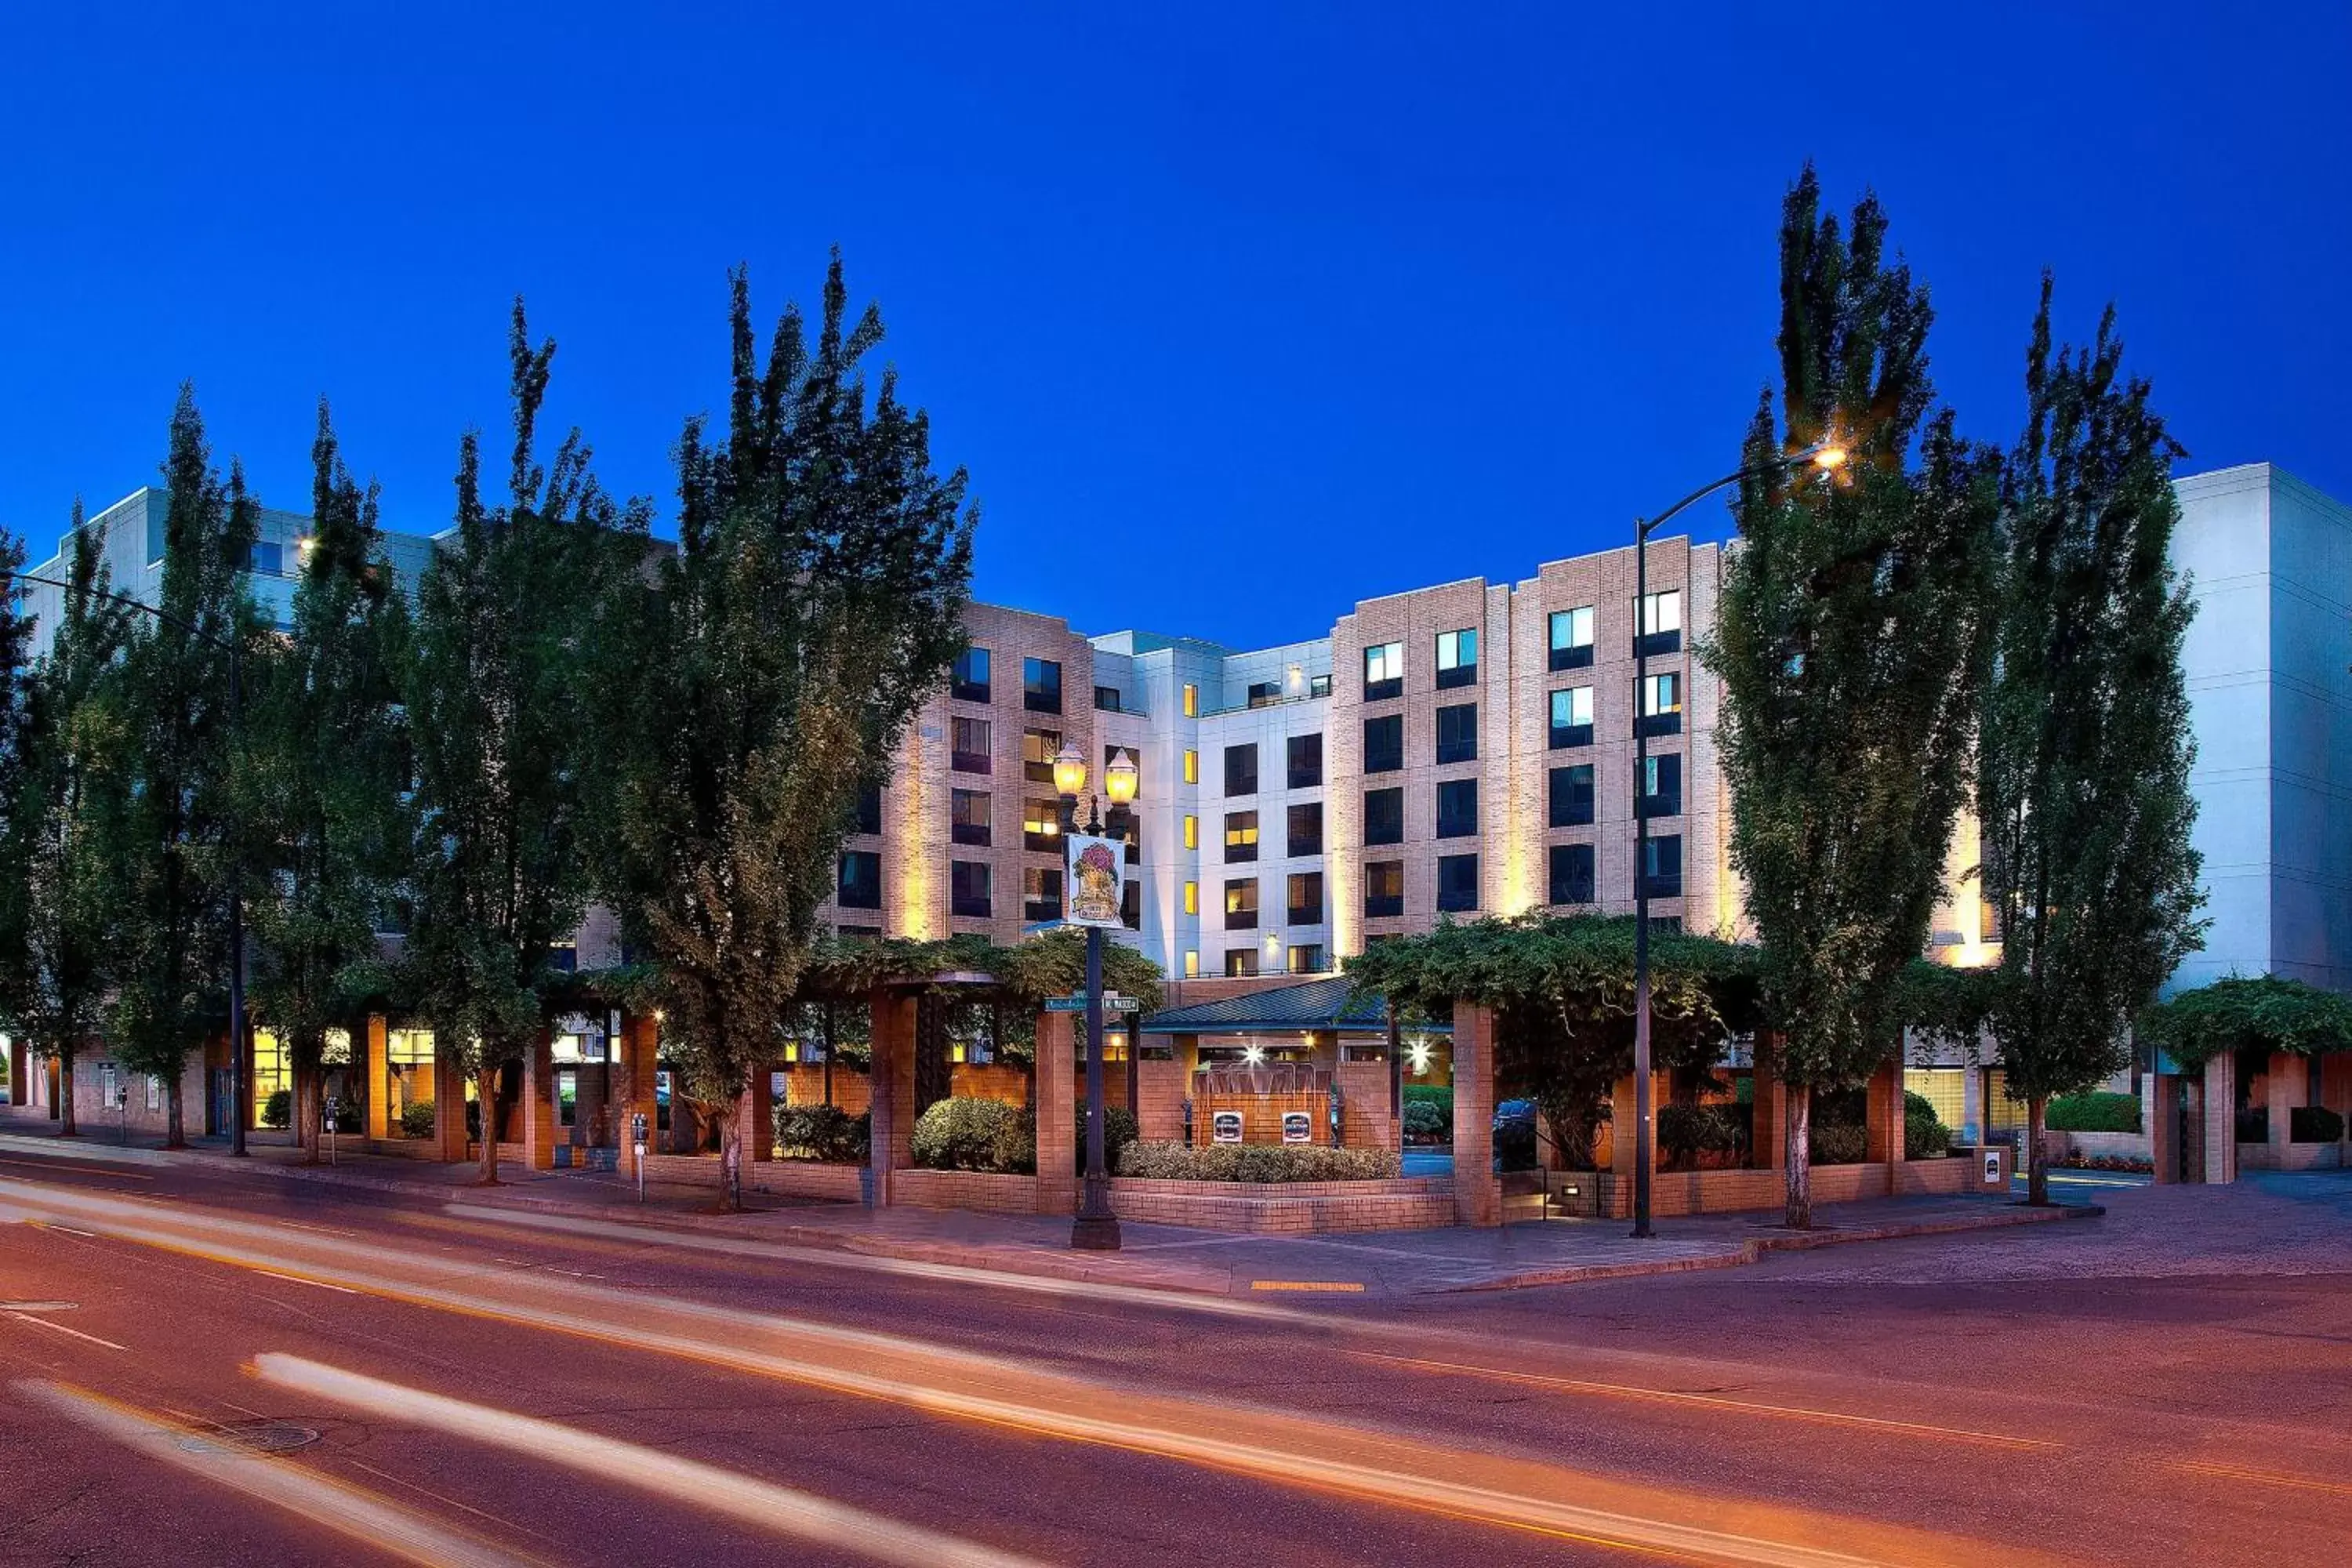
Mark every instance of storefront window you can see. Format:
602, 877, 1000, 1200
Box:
250, 1030, 292, 1121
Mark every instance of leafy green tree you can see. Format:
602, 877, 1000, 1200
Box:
1979, 281, 2206, 1203
10, 521, 134, 1135
109, 394, 260, 1147
0, 525, 39, 1030
608, 261, 974, 1208
405, 306, 646, 1185
241, 405, 415, 1160
1705, 169, 2002, 1226
2140, 975, 2352, 1070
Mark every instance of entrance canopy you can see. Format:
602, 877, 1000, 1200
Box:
1137, 977, 1451, 1040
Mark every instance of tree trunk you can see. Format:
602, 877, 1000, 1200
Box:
1784, 1083, 1813, 1229
2027, 1094, 2050, 1207
475, 1064, 502, 1185
717, 1098, 744, 1213
58, 1053, 78, 1137
297, 1073, 321, 1163
164, 1070, 185, 1149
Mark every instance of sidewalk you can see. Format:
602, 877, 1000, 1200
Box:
0, 1114, 2096, 1299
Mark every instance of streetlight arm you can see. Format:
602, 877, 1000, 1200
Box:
6, 569, 230, 652
1638, 445, 1838, 540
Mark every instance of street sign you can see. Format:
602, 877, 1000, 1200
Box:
1045, 994, 1141, 1013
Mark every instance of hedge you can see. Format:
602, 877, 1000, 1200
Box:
774, 1102, 870, 1163
1402, 1083, 1454, 1121
2290, 1105, 2345, 1144
1904, 1091, 1953, 1160
1116, 1141, 1401, 1182
2047, 1091, 2141, 1133
911, 1098, 1035, 1174
399, 1100, 436, 1139
261, 1088, 292, 1129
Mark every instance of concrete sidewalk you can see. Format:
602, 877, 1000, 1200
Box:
0, 1116, 2096, 1299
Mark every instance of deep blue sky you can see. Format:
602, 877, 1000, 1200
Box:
3, 3, 2347, 648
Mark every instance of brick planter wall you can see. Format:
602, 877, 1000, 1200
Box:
1108, 1175, 1455, 1233
887, 1167, 1040, 1214
2241, 1140, 2343, 1171
2061, 1130, 2152, 1162
1592, 1156, 1982, 1218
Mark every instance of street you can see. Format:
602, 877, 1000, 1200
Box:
2, 1145, 2347, 1565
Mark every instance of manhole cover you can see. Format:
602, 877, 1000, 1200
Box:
176, 1420, 321, 1456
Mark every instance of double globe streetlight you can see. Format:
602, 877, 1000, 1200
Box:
1628, 439, 1846, 1240
1051, 738, 1138, 1250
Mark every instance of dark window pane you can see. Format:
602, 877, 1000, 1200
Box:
952, 647, 991, 703
1435, 702, 1477, 765
1094, 684, 1122, 712
1247, 681, 1280, 709
1287, 801, 1323, 857
1363, 714, 1403, 774
1436, 779, 1477, 839
1287, 732, 1323, 789
1548, 764, 1594, 828
1287, 871, 1323, 927
1363, 860, 1404, 920
1223, 742, 1258, 796
852, 782, 882, 836
951, 860, 992, 918
1637, 753, 1683, 819
1436, 853, 1479, 913
1022, 656, 1062, 714
1364, 787, 1404, 846
951, 788, 992, 846
1023, 866, 1063, 921
1641, 834, 1684, 898
837, 850, 883, 909
1548, 843, 1595, 906
952, 717, 993, 775
1022, 728, 1062, 785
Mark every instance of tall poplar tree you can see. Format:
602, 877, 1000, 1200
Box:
406, 305, 645, 1185
110, 394, 259, 1147
0, 525, 39, 1032
609, 260, 974, 1208
242, 405, 415, 1160
1707, 169, 2001, 1226
1979, 280, 2205, 1204
12, 521, 133, 1135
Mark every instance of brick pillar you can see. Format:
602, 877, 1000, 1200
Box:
8, 1036, 27, 1112
1864, 1058, 1906, 1181
2201, 1051, 2237, 1185
521, 1030, 557, 1171
619, 1011, 659, 1154
1034, 1011, 1076, 1215
1751, 1036, 1786, 1172
365, 1016, 391, 1141
2268, 1051, 2303, 1156
867, 988, 918, 1205
2149, 1073, 2183, 1184
1450, 1002, 1501, 1227
2323, 1052, 2352, 1140
739, 1065, 775, 1163
431, 1050, 470, 1162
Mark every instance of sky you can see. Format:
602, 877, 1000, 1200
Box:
2, 2, 2347, 649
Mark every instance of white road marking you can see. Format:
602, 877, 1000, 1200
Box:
5, 1312, 127, 1351
256, 1270, 360, 1294
258, 1354, 1049, 1568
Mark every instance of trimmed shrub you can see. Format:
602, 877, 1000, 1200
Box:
1402, 1083, 1454, 1122
399, 1100, 436, 1139
1076, 1105, 1138, 1175
774, 1102, 870, 1164
261, 1088, 292, 1129
1402, 1100, 1448, 1142
1116, 1140, 1402, 1182
1904, 1091, 1953, 1160
2046, 1091, 2141, 1133
1809, 1120, 1867, 1166
911, 1098, 1034, 1173
1658, 1103, 1743, 1164
2290, 1105, 2345, 1144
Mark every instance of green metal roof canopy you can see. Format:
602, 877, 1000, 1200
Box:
1136, 976, 1451, 1037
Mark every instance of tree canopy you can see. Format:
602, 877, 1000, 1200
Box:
2139, 976, 2352, 1070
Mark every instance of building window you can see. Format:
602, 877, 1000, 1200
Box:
1363, 640, 1404, 701
1636, 590, 1683, 655
952, 788, 992, 845
1183, 880, 1198, 916
1435, 628, 1478, 689
951, 860, 993, 918
1548, 605, 1595, 671
1247, 681, 1280, 709
1094, 684, 1122, 712
1224, 949, 1260, 978
1287, 731, 1323, 789
1224, 878, 1259, 930
1637, 753, 1683, 818
1287, 871, 1324, 927
1310, 673, 1331, 698
1184, 950, 1200, 978
1183, 814, 1198, 850
1436, 852, 1479, 913
1121, 879, 1141, 931
1364, 859, 1404, 919
952, 646, 991, 703
238, 539, 285, 577
1182, 682, 1199, 718
1023, 728, 1062, 784
1023, 656, 1062, 713
1436, 779, 1478, 839
1224, 742, 1258, 797
1548, 842, 1595, 906
951, 717, 993, 775
1287, 943, 1327, 975
1364, 786, 1404, 846
1224, 811, 1259, 862
1435, 702, 1477, 765
852, 782, 883, 836
1183, 749, 1199, 785
1023, 866, 1064, 921
1022, 797, 1062, 852
1641, 834, 1684, 898
1548, 764, 1595, 828
1287, 800, 1323, 857
1363, 713, 1403, 774
1639, 671, 1682, 737
1549, 686, 1595, 750
837, 850, 882, 909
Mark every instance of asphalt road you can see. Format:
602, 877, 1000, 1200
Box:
2, 1145, 2345, 1566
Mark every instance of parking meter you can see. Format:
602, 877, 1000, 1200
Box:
631, 1111, 648, 1201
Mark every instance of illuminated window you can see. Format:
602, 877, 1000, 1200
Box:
1224, 949, 1260, 977
951, 716, 992, 775
1641, 671, 1682, 716
250, 1030, 292, 1120
1435, 629, 1477, 688
1183, 750, 1198, 785
1183, 814, 1198, 850
1549, 686, 1594, 750
1224, 879, 1258, 930
1022, 728, 1062, 784
1184, 949, 1200, 978
1183, 880, 1198, 916
1022, 797, 1061, 851
1638, 590, 1682, 637
1224, 811, 1259, 862
1182, 682, 1198, 718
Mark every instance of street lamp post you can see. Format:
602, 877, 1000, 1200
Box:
7, 570, 251, 1157
1054, 739, 1138, 1250
1628, 441, 1845, 1239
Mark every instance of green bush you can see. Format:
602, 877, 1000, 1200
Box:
773, 1102, 871, 1163
2290, 1105, 2345, 1144
2046, 1091, 2141, 1133
1904, 1091, 1953, 1160
1076, 1105, 1138, 1175
911, 1098, 1034, 1173
1658, 1103, 1743, 1163
1116, 1140, 1402, 1182
1402, 1100, 1448, 1142
399, 1100, 436, 1139
1809, 1120, 1867, 1166
261, 1088, 292, 1129
1402, 1083, 1454, 1122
